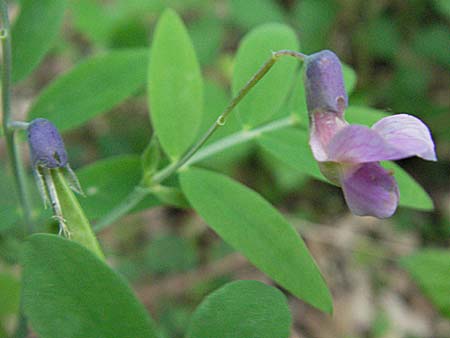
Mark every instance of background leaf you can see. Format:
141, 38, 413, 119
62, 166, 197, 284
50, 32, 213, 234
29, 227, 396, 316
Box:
76, 155, 160, 221
0, 272, 20, 319
11, 0, 67, 83
22, 234, 158, 338
257, 127, 324, 181
232, 23, 299, 127
28, 49, 148, 131
186, 280, 291, 338
148, 9, 203, 160
180, 167, 332, 313
400, 249, 450, 318
228, 0, 285, 30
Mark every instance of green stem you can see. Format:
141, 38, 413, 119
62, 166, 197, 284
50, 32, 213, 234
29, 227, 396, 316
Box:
94, 50, 306, 231
94, 116, 298, 231
0, 0, 34, 232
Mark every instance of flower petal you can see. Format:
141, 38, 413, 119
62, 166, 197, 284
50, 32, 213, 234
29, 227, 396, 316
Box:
327, 125, 405, 163
309, 111, 348, 162
372, 114, 437, 161
340, 163, 399, 218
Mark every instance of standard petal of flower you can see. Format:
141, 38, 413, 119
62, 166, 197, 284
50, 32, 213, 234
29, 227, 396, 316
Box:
327, 125, 405, 163
372, 114, 437, 161
340, 163, 399, 218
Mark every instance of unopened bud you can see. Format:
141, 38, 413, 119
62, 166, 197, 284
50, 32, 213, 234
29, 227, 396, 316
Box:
28, 118, 68, 169
304, 50, 347, 115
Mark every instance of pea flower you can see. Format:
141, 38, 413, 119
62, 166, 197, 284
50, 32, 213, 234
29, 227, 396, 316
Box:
304, 50, 437, 218
28, 118, 83, 235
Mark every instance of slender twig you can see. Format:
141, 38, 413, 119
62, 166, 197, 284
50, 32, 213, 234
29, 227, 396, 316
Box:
94, 116, 298, 231
0, 0, 34, 232
94, 50, 306, 231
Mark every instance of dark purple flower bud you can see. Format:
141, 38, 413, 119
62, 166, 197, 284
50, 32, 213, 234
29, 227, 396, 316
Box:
304, 50, 348, 115
28, 118, 68, 168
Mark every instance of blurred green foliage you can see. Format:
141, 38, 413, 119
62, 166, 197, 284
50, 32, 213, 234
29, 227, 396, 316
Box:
1, 0, 449, 337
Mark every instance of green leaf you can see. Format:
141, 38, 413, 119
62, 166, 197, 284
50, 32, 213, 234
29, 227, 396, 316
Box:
11, 0, 67, 83
22, 234, 158, 338
345, 105, 389, 126
189, 15, 224, 65
400, 249, 450, 318
294, 0, 338, 54
179, 168, 332, 313
229, 0, 285, 30
186, 280, 291, 338
148, 9, 203, 160
342, 63, 357, 94
0, 272, 20, 318
232, 24, 299, 127
258, 127, 325, 181
51, 169, 104, 259
69, 0, 114, 45
76, 155, 160, 221
28, 49, 148, 131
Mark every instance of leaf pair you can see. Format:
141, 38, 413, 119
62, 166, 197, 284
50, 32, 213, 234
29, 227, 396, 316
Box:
23, 235, 293, 338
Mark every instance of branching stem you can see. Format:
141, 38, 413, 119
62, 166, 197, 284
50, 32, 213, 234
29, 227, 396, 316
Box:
94, 50, 306, 231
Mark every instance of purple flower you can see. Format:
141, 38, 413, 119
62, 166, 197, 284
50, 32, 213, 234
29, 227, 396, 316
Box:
28, 118, 68, 168
27, 118, 83, 205
304, 50, 437, 218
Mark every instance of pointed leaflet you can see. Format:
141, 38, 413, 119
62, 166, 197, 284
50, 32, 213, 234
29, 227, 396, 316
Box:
148, 9, 203, 160
22, 234, 158, 338
186, 280, 291, 338
11, 0, 67, 83
28, 49, 148, 131
232, 23, 299, 127
50, 169, 104, 259
179, 168, 332, 313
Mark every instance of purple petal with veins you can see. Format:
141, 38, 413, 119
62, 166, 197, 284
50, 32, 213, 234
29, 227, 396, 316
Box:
327, 125, 407, 163
340, 162, 399, 218
372, 114, 437, 161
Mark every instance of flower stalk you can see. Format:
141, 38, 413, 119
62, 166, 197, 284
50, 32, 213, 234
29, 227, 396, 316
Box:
0, 0, 34, 232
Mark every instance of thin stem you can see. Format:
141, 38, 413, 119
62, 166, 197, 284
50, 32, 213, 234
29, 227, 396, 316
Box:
8, 120, 30, 130
95, 49, 306, 230
151, 50, 305, 185
0, 0, 34, 231
94, 116, 298, 231
93, 186, 149, 232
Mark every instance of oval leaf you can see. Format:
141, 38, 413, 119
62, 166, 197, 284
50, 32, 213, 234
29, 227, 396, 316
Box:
148, 9, 203, 160
186, 280, 291, 338
179, 168, 332, 313
22, 234, 158, 338
232, 24, 299, 127
28, 49, 148, 131
400, 249, 450, 318
12, 0, 67, 83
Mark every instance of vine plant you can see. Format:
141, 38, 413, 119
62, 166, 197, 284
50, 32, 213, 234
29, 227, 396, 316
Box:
0, 2, 439, 338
